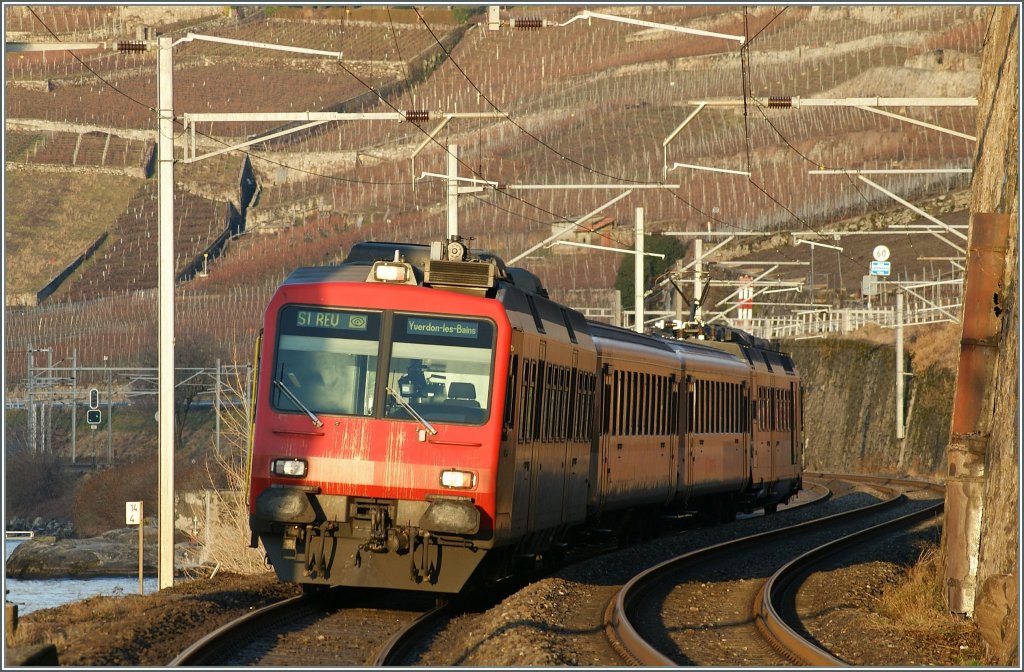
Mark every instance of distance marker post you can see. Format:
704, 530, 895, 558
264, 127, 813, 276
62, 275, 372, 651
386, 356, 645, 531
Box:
126, 501, 144, 595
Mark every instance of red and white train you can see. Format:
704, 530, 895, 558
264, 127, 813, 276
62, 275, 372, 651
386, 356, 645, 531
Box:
248, 239, 802, 593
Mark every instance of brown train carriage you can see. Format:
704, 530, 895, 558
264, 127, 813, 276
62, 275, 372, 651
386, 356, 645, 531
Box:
685, 331, 802, 514
493, 270, 598, 558
588, 324, 682, 518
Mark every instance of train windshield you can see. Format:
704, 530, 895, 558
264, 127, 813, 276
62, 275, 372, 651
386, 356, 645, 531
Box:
384, 314, 495, 425
272, 306, 381, 417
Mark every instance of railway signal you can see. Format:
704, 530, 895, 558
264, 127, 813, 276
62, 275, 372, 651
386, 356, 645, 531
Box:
87, 388, 102, 428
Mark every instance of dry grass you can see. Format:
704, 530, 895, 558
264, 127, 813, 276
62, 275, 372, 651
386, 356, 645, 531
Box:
877, 545, 990, 664
202, 354, 272, 576
878, 546, 952, 627
844, 321, 961, 371
4, 171, 143, 298
8, 590, 149, 650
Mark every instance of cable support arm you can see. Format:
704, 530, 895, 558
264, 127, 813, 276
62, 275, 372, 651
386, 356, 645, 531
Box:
559, 10, 746, 44
507, 190, 633, 265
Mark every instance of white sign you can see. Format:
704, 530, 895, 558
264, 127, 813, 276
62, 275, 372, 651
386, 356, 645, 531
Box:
870, 260, 891, 276
126, 501, 142, 526
873, 245, 891, 262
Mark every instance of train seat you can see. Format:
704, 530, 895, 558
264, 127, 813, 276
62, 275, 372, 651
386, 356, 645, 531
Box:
446, 382, 480, 408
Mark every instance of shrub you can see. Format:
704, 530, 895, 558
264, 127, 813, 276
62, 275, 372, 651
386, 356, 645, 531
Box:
4, 447, 77, 523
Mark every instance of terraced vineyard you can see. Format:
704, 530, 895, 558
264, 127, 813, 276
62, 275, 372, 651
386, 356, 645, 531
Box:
5, 4, 983, 379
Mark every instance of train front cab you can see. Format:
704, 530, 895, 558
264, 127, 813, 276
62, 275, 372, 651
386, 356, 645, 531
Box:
248, 272, 513, 594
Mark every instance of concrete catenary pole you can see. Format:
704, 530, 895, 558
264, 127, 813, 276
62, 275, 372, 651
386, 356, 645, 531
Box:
896, 291, 904, 441
71, 348, 77, 463
447, 145, 458, 240
634, 208, 644, 333
693, 238, 703, 322
157, 35, 176, 590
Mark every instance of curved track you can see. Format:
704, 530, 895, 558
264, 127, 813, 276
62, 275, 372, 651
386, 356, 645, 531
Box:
169, 588, 439, 666
755, 474, 944, 665
605, 474, 942, 666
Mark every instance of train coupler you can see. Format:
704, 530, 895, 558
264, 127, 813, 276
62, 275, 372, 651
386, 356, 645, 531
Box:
302, 523, 337, 579
363, 507, 390, 553
410, 531, 439, 584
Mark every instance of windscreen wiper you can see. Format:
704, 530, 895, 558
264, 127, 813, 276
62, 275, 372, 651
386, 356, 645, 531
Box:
386, 386, 437, 435
274, 379, 323, 428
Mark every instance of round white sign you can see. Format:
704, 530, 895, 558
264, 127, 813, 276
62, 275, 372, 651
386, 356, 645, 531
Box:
873, 245, 891, 262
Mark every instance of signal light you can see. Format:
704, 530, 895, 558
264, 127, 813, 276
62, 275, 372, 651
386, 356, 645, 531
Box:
86, 409, 102, 425
404, 109, 429, 123
116, 40, 149, 53
768, 96, 792, 109
89, 388, 100, 409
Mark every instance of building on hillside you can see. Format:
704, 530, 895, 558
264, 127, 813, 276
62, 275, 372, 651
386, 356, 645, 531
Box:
550, 216, 616, 254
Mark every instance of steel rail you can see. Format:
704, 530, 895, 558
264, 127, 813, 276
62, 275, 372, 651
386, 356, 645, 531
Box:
371, 601, 452, 665
605, 476, 907, 665
754, 493, 944, 666
167, 594, 310, 666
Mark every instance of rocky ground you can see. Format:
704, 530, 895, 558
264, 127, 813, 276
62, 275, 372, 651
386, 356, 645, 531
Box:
6, 552, 990, 667
6, 496, 994, 667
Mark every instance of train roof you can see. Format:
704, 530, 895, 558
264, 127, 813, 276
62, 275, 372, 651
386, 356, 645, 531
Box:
280, 262, 424, 286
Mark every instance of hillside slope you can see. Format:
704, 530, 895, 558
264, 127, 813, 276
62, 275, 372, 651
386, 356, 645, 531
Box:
3, 5, 987, 388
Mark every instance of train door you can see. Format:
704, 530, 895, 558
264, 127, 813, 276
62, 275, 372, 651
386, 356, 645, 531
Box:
495, 344, 521, 540
681, 375, 695, 503
791, 380, 802, 471
751, 374, 769, 486
510, 341, 537, 538
780, 379, 798, 478
592, 363, 614, 515
672, 373, 686, 501
529, 341, 567, 531
740, 380, 750, 483
562, 350, 588, 522
666, 374, 679, 503
769, 378, 782, 485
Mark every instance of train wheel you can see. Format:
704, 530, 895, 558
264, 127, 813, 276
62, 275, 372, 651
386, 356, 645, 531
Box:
763, 502, 778, 515
698, 496, 728, 526
722, 500, 737, 523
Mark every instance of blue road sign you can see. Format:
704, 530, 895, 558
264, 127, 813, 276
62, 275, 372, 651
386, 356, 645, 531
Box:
870, 260, 891, 276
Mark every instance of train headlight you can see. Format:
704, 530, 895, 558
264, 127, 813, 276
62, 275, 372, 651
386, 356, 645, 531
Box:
369, 261, 414, 283
439, 469, 476, 489
271, 458, 307, 478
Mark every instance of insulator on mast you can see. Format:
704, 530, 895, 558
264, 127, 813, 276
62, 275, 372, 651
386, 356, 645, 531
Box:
404, 109, 430, 123
768, 96, 792, 109
511, 17, 544, 30
116, 40, 149, 53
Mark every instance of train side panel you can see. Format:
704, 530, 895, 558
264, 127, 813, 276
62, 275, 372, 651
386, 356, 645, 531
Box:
749, 347, 801, 507
491, 287, 597, 555
677, 347, 753, 502
591, 330, 680, 515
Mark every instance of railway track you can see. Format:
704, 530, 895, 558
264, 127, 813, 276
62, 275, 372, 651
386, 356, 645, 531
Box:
605, 474, 943, 666
168, 588, 442, 666
168, 474, 931, 666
